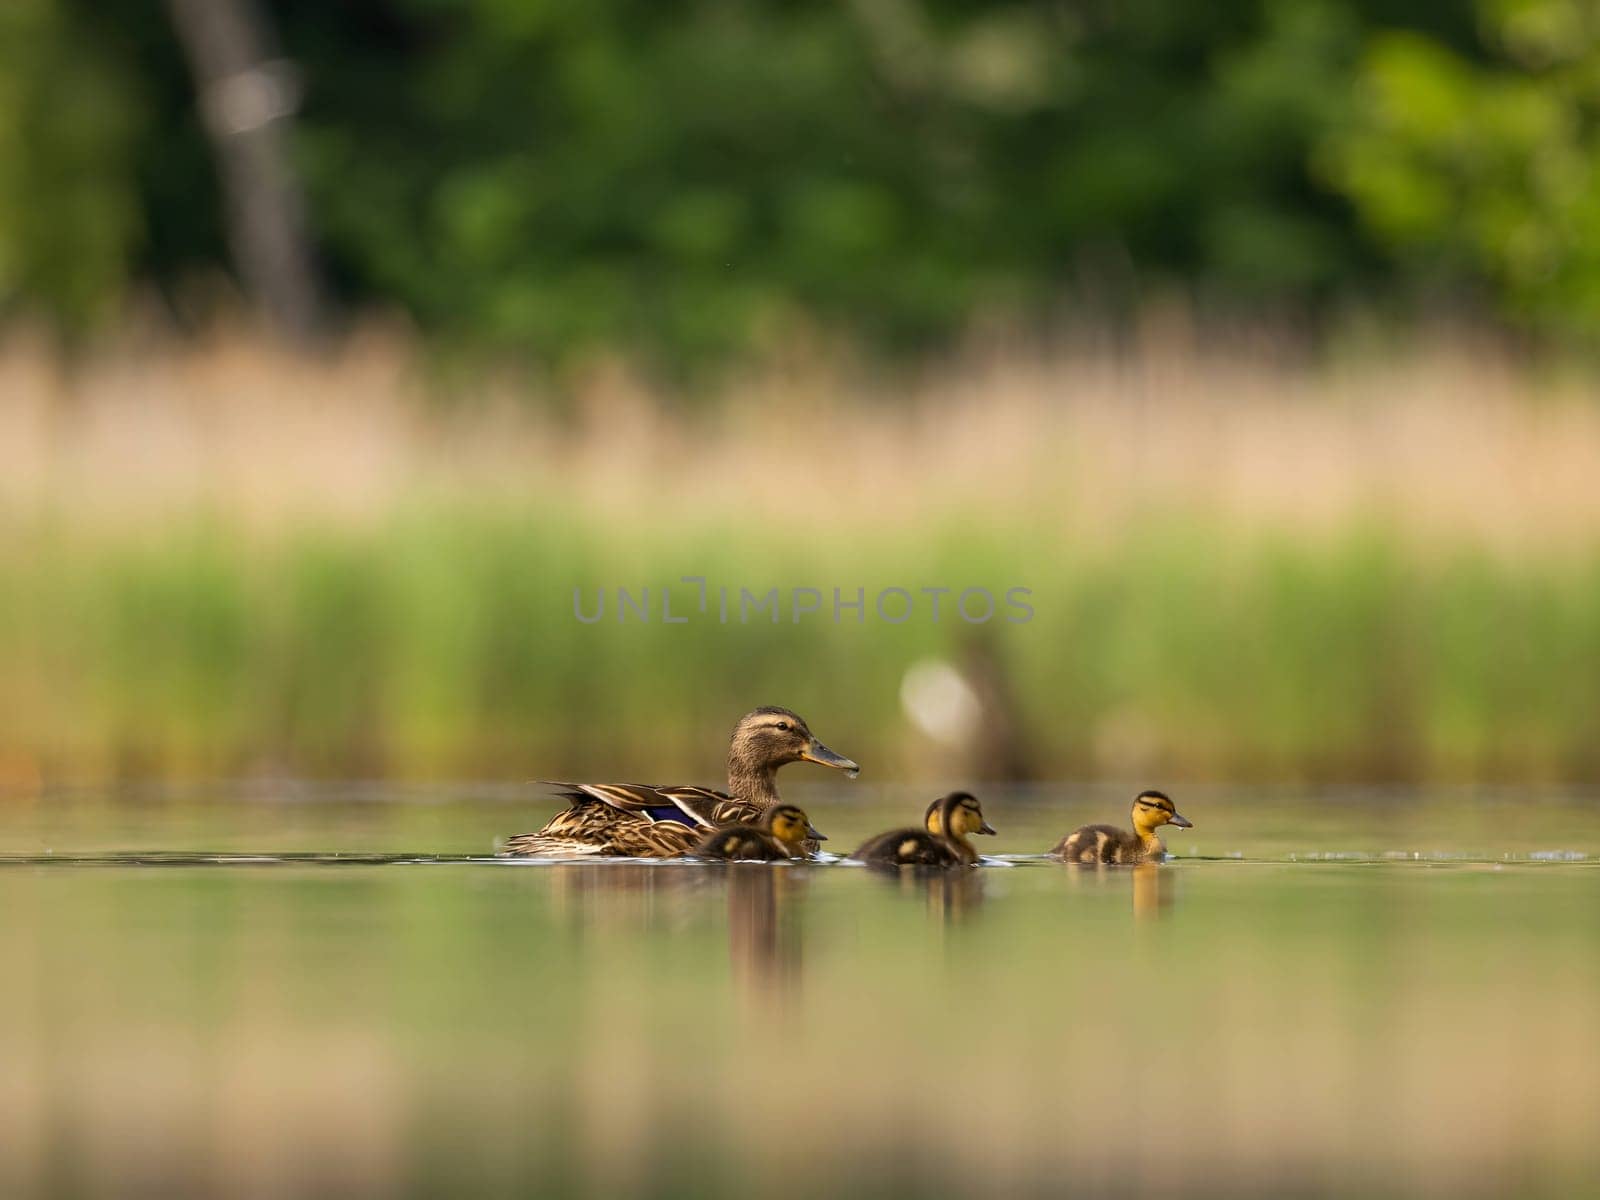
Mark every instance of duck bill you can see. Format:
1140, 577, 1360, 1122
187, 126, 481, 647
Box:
800, 739, 859, 775
978, 821, 998, 836
806, 825, 828, 842
1168, 812, 1193, 829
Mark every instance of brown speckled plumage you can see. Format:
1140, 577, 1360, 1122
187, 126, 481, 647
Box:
1052, 790, 1191, 864
690, 804, 820, 862
499, 708, 857, 859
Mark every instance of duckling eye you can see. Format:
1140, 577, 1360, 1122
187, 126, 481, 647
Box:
775, 722, 791, 732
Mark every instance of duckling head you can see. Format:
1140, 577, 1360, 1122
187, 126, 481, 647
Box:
728, 707, 860, 780
1131, 789, 1192, 835
927, 791, 998, 838
765, 803, 826, 849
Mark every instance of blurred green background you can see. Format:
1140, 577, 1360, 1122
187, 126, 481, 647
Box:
7, 0, 1599, 354
3, 0, 1600, 788
6, 12, 1600, 1194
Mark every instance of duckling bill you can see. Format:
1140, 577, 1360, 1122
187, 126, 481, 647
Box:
692, 804, 824, 862
851, 791, 996, 867
1053, 789, 1191, 864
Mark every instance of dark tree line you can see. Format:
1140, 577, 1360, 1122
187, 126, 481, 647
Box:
6, 0, 1589, 361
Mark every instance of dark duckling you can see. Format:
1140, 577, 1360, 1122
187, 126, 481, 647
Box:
691, 804, 823, 862
1052, 789, 1191, 864
850, 791, 996, 868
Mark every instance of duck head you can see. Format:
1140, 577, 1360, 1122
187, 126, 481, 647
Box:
764, 803, 826, 851
727, 707, 859, 802
1130, 789, 1191, 835
926, 791, 997, 838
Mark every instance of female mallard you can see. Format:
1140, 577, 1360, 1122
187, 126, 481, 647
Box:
499, 707, 858, 858
850, 791, 995, 867
690, 804, 824, 862
1052, 789, 1191, 864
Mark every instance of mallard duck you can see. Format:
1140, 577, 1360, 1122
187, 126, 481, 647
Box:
850, 791, 996, 867
499, 707, 858, 858
690, 803, 823, 861
1052, 789, 1191, 864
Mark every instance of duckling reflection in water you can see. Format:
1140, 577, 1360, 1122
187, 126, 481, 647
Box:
1131, 862, 1175, 919
727, 863, 808, 1004
922, 867, 986, 923
851, 791, 996, 867
690, 804, 823, 862
1052, 789, 1191, 864
1059, 860, 1176, 919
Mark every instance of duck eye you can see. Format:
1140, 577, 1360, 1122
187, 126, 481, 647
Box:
775, 722, 790, 732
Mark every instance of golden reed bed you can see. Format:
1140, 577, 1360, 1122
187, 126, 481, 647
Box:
3, 322, 1599, 551
3, 323, 1600, 785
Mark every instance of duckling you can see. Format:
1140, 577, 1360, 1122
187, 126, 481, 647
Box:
920, 792, 999, 865
1052, 789, 1191, 864
850, 791, 996, 867
501, 707, 859, 858
691, 804, 823, 862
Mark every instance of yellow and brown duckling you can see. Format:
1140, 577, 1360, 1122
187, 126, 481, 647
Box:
851, 791, 996, 868
500, 707, 858, 859
690, 804, 823, 862
1052, 789, 1191, 864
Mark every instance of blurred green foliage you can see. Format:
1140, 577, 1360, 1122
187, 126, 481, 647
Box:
0, 0, 141, 329
1329, 0, 1600, 331
13, 0, 1600, 358
5, 508, 1600, 783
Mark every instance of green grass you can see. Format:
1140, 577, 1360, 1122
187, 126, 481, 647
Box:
5, 503, 1600, 783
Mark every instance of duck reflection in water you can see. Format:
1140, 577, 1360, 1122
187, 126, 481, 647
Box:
541, 862, 809, 1004
1059, 859, 1177, 920
544, 862, 715, 936
1131, 862, 1175, 920
726, 863, 808, 1007
861, 862, 987, 926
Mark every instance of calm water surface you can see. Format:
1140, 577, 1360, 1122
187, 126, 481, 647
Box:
3, 784, 1598, 1198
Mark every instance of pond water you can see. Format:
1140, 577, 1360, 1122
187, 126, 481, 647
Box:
3, 784, 1598, 1198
